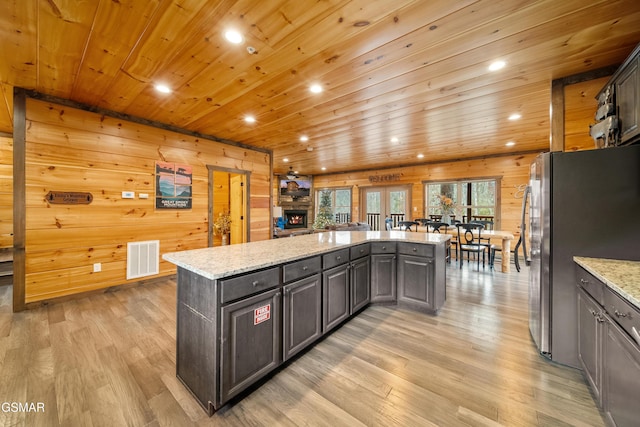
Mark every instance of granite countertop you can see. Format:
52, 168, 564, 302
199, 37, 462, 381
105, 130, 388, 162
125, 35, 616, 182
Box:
574, 257, 640, 310
163, 230, 450, 280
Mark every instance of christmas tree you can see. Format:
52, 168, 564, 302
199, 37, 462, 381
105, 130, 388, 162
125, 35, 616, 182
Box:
312, 190, 336, 229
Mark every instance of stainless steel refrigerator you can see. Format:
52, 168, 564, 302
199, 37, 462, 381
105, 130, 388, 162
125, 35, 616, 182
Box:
527, 144, 640, 368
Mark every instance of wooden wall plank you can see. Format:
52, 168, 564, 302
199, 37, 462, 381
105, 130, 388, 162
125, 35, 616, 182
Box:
0, 137, 12, 249
22, 98, 271, 304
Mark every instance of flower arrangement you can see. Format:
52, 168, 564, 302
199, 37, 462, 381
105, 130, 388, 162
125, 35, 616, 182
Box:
437, 194, 456, 214
213, 211, 232, 236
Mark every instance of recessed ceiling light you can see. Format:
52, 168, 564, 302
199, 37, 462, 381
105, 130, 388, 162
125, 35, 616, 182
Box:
309, 84, 323, 94
417, 153, 424, 159
283, 158, 289, 163
224, 29, 243, 44
321, 167, 326, 171
508, 113, 521, 120
300, 135, 309, 142
244, 115, 256, 123
390, 136, 399, 143
505, 141, 516, 147
488, 60, 506, 71
154, 83, 172, 94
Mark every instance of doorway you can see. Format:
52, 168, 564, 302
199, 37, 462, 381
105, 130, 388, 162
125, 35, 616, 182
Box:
360, 185, 411, 230
208, 166, 250, 246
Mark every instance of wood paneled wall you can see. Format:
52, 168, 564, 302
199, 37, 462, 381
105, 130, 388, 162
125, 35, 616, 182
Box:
0, 136, 12, 249
564, 76, 610, 152
22, 98, 271, 303
313, 153, 539, 238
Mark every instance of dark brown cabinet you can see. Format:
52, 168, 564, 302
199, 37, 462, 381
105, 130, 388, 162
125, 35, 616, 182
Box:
370, 242, 396, 303
350, 256, 370, 314
220, 288, 281, 403
396, 242, 445, 313
283, 273, 322, 360
615, 56, 640, 144
603, 316, 640, 427
322, 263, 350, 333
577, 286, 604, 405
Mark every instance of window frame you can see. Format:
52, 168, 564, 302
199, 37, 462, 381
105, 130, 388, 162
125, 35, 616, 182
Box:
314, 187, 353, 223
422, 177, 501, 224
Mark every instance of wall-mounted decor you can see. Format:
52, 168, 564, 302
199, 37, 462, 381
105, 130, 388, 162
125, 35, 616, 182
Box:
155, 162, 192, 209
278, 175, 312, 204
368, 173, 400, 183
45, 191, 93, 205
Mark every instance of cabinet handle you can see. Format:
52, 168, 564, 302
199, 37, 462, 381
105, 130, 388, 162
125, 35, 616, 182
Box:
614, 309, 629, 318
359, 249, 364, 253
252, 280, 259, 287
632, 327, 640, 347
589, 309, 597, 317
412, 247, 417, 252
382, 246, 386, 250
302, 266, 308, 270
336, 256, 342, 260
580, 278, 589, 285
596, 314, 605, 323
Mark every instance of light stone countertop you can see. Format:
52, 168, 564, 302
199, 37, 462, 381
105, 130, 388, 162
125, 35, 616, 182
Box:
163, 230, 450, 280
574, 257, 640, 310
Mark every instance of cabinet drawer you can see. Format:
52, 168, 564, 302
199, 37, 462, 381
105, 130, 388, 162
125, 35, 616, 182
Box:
397, 242, 434, 258
575, 265, 604, 305
220, 267, 280, 304
604, 286, 640, 345
323, 248, 350, 269
283, 256, 321, 283
371, 241, 396, 254
350, 244, 370, 260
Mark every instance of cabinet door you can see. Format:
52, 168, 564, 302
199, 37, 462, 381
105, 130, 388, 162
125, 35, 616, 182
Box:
577, 287, 604, 405
616, 57, 640, 143
371, 254, 396, 303
220, 288, 281, 404
604, 316, 640, 427
350, 257, 370, 314
397, 254, 434, 311
322, 264, 350, 333
283, 274, 322, 361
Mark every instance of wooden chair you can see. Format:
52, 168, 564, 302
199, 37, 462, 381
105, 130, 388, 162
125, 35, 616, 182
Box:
398, 220, 419, 231
456, 223, 487, 270
429, 222, 452, 263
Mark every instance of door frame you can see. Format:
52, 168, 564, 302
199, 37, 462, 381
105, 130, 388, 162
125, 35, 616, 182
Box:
207, 165, 251, 246
360, 184, 412, 230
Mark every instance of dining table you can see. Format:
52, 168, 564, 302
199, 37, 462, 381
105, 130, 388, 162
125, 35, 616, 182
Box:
412, 225, 515, 273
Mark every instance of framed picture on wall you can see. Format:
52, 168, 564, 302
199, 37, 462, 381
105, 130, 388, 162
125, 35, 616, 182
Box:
155, 162, 193, 209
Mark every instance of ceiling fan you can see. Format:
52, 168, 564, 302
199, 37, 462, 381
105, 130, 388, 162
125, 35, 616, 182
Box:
285, 166, 299, 180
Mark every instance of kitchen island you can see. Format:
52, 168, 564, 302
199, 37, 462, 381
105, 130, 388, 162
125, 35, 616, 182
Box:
163, 230, 450, 415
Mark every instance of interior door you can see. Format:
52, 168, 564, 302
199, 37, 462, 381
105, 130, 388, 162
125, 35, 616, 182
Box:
230, 174, 245, 244
361, 186, 410, 230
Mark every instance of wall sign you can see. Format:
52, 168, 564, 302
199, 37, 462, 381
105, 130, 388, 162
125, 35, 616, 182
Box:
155, 162, 193, 209
254, 304, 271, 325
45, 191, 93, 205
368, 173, 401, 183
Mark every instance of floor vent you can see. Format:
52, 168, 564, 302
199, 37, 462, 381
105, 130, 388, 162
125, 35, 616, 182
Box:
127, 240, 160, 280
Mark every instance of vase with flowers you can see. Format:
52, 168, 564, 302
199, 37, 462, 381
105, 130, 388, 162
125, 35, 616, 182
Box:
437, 194, 457, 224
213, 211, 232, 245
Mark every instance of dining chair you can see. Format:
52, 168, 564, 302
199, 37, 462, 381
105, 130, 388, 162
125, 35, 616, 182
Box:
429, 222, 452, 263
456, 223, 487, 270
398, 220, 419, 231
384, 217, 393, 231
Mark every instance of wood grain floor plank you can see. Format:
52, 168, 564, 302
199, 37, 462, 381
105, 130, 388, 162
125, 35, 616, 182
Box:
0, 264, 606, 426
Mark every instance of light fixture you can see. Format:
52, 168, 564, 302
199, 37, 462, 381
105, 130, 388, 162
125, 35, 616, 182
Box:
417, 153, 424, 159
505, 141, 516, 147
508, 113, 521, 120
244, 115, 256, 123
283, 158, 289, 163
488, 60, 506, 71
309, 84, 323, 94
300, 135, 309, 142
321, 167, 326, 171
285, 166, 298, 180
224, 29, 243, 44
154, 83, 172, 94
390, 136, 399, 144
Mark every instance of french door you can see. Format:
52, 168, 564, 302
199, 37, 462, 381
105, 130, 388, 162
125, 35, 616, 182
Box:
361, 185, 411, 230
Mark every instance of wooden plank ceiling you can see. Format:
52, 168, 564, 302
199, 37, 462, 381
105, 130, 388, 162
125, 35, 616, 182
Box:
1, 0, 640, 175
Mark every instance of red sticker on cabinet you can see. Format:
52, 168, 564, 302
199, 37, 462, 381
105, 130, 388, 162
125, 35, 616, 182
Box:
254, 304, 271, 325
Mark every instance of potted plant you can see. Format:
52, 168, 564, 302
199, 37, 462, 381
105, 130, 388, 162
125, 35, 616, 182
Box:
213, 211, 232, 245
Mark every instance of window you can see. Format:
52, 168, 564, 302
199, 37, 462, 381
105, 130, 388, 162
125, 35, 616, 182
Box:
424, 179, 499, 222
315, 188, 352, 223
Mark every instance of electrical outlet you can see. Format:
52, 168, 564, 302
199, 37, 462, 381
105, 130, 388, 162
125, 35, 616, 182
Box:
122, 191, 135, 199
93, 263, 101, 273
139, 193, 149, 199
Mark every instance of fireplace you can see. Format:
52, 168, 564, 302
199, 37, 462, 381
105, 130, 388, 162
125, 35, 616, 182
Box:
283, 210, 308, 229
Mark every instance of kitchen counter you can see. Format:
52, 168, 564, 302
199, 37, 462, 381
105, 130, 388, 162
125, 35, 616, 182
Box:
574, 256, 640, 311
163, 230, 450, 280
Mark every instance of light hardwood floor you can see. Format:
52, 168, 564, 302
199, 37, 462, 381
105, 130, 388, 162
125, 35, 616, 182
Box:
0, 262, 606, 426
